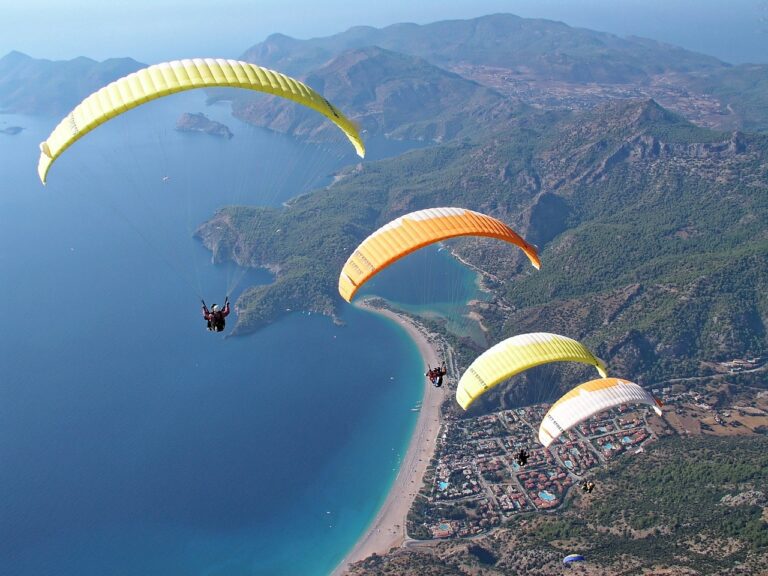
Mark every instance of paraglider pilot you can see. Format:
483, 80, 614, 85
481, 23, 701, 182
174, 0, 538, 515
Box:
426, 363, 447, 387
202, 297, 230, 332
515, 448, 529, 467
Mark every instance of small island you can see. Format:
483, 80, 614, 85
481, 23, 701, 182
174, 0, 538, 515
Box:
175, 112, 233, 139
0, 126, 23, 135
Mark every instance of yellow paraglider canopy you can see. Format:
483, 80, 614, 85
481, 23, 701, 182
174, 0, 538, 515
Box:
38, 58, 365, 184
456, 332, 607, 410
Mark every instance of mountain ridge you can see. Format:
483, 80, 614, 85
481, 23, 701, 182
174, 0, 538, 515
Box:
238, 13, 767, 134
242, 13, 724, 79
0, 51, 144, 115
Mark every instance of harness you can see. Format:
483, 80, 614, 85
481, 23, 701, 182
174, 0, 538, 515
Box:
210, 311, 226, 331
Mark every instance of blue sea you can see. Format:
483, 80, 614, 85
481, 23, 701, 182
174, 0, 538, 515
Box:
0, 94, 478, 575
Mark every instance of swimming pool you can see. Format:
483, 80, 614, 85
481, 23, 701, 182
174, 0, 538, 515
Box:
538, 490, 556, 502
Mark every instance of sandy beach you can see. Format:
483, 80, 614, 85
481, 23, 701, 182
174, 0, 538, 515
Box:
331, 300, 446, 575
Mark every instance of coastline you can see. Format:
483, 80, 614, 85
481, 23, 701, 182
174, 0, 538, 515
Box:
331, 299, 445, 575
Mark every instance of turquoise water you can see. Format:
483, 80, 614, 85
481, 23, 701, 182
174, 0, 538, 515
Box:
538, 491, 556, 502
358, 245, 487, 344
622, 436, 632, 444
603, 443, 615, 451
0, 98, 438, 575
438, 481, 449, 491
564, 459, 573, 469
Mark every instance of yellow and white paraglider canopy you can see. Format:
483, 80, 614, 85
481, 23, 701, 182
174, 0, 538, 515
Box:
539, 377, 663, 449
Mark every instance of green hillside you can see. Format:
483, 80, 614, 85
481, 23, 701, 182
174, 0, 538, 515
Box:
198, 98, 768, 405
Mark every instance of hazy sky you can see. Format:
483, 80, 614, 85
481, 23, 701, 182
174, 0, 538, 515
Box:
2, 0, 766, 64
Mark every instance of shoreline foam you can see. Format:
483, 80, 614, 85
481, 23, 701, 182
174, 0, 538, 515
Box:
331, 300, 445, 575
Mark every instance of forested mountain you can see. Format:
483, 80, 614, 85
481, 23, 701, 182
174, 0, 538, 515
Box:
3, 13, 762, 412
230, 45, 524, 144
197, 98, 768, 406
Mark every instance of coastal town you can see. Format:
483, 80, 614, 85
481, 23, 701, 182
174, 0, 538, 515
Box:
407, 401, 658, 540
448, 63, 736, 131
406, 355, 768, 542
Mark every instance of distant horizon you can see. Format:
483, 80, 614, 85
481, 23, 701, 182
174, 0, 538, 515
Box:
2, 1, 766, 65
